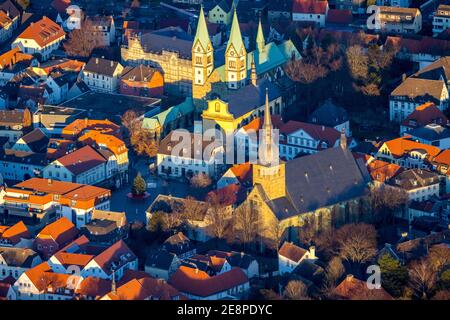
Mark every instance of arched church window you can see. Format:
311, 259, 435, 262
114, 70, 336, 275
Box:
215, 102, 220, 113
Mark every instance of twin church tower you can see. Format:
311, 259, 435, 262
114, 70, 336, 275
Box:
192, 7, 265, 94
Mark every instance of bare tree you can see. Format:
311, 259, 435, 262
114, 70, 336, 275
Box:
336, 223, 377, 265
63, 19, 98, 58
369, 185, 409, 225
121, 110, 158, 157
190, 173, 212, 189
346, 45, 369, 81
326, 257, 345, 287
283, 280, 310, 300
428, 244, 450, 273
233, 202, 261, 248
408, 258, 437, 299
204, 189, 235, 239
298, 215, 317, 247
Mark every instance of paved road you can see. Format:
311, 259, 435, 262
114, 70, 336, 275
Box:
109, 159, 192, 223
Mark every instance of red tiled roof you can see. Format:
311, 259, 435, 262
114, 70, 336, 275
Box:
51, 0, 71, 14
0, 221, 31, 245
106, 276, 181, 300
280, 121, 340, 147
334, 275, 393, 300
401, 102, 448, 128
16, 16, 65, 48
56, 145, 106, 175
93, 240, 136, 275
366, 159, 404, 183
278, 242, 307, 262
37, 217, 78, 245
382, 136, 441, 158
293, 0, 328, 14
326, 9, 352, 24
169, 266, 248, 297
75, 277, 112, 299
0, 47, 34, 69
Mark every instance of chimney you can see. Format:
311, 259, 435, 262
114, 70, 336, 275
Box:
401, 232, 408, 238
47, 179, 52, 184
322, 125, 325, 131
402, 73, 406, 82
95, 58, 99, 64
110, 60, 114, 67
346, 274, 354, 282
309, 246, 316, 259
340, 127, 347, 149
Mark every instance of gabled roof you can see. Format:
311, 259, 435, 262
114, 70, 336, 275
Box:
0, 221, 31, 245
293, 0, 328, 14
92, 240, 136, 275
19, 128, 49, 153
36, 217, 78, 245
382, 136, 441, 158
0, 0, 20, 20
280, 121, 340, 147
391, 78, 447, 102
145, 249, 177, 271
15, 16, 65, 48
365, 158, 403, 183
334, 275, 393, 300
268, 147, 369, 220
84, 57, 121, 77
75, 276, 112, 299
326, 9, 352, 24
401, 102, 448, 129
169, 266, 248, 297
388, 169, 440, 190
309, 99, 349, 127
413, 56, 450, 84
278, 242, 307, 262
105, 274, 180, 300
0, 247, 39, 268
55, 145, 106, 175
120, 65, 159, 82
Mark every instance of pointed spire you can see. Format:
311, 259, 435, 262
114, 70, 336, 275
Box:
256, 18, 265, 52
264, 88, 272, 131
194, 6, 211, 50
227, 9, 245, 54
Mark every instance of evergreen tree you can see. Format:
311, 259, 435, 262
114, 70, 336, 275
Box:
378, 253, 408, 297
132, 172, 146, 196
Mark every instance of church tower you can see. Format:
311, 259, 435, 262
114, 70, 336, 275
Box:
252, 89, 286, 200
256, 18, 265, 52
192, 6, 214, 87
225, 10, 247, 90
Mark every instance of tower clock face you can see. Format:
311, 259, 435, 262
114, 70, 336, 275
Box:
230, 50, 235, 56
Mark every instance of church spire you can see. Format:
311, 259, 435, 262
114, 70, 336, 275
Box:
260, 88, 275, 164
227, 9, 245, 54
256, 18, 265, 52
194, 5, 211, 50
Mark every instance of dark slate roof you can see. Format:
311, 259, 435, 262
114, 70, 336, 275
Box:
145, 249, 176, 271
0, 109, 24, 127
266, 147, 369, 220
226, 252, 255, 269
224, 79, 282, 118
20, 128, 49, 153
412, 57, 450, 84
309, 99, 349, 127
293, 260, 325, 287
0, 149, 47, 166
84, 57, 121, 77
0, 0, 20, 20
0, 247, 39, 268
139, 27, 193, 59
162, 232, 195, 256
408, 124, 450, 141
387, 169, 440, 191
